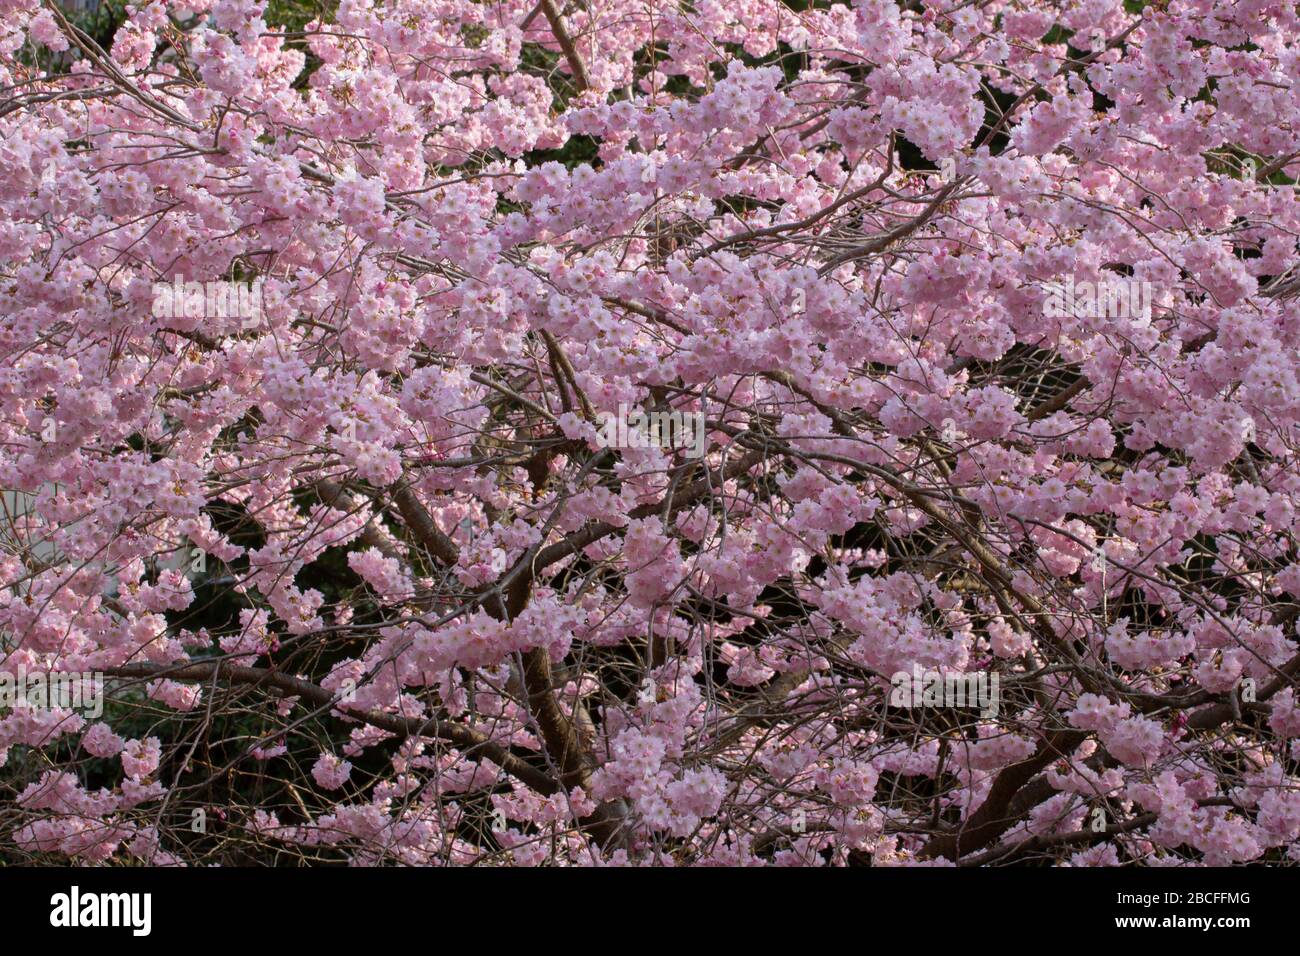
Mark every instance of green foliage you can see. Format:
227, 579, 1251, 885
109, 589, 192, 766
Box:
266, 0, 337, 30
68, 0, 130, 50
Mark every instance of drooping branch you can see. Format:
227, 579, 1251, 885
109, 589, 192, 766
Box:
104, 661, 558, 796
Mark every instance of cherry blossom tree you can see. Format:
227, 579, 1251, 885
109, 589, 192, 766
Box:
3, 0, 1300, 866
